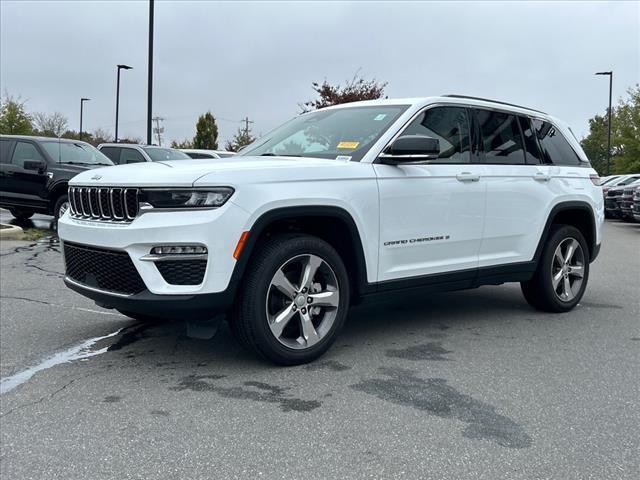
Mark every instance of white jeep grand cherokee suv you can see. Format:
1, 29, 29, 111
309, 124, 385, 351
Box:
59, 95, 604, 365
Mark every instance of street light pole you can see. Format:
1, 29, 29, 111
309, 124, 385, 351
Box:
147, 0, 154, 146
115, 64, 133, 143
595, 71, 613, 175
79, 98, 90, 140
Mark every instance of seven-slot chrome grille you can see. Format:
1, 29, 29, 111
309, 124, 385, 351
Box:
68, 186, 139, 222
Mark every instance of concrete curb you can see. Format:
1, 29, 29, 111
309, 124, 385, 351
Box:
0, 223, 24, 240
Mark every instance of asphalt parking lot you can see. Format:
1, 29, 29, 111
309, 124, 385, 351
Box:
0, 219, 638, 480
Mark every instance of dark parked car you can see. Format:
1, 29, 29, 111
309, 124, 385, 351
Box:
620, 182, 640, 221
0, 135, 113, 220
633, 188, 640, 222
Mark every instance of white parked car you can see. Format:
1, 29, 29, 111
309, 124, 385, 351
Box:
180, 149, 235, 159
59, 95, 604, 365
98, 144, 191, 164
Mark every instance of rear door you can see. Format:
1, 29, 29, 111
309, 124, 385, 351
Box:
475, 110, 556, 267
375, 105, 486, 282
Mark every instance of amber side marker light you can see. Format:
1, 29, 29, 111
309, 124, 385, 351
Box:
233, 231, 250, 259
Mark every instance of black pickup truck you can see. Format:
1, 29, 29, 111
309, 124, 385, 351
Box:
0, 135, 113, 220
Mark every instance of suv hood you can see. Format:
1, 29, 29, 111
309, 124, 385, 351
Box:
69, 156, 366, 187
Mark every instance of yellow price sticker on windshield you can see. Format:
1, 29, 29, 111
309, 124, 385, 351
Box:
337, 141, 359, 149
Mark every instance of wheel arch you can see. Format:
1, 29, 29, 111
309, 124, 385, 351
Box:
48, 181, 69, 215
228, 206, 372, 303
534, 201, 598, 263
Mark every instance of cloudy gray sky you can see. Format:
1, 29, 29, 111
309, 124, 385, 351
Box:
1, 0, 638, 146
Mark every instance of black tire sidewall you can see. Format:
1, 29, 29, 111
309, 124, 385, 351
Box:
538, 225, 590, 311
246, 235, 350, 365
9, 208, 34, 220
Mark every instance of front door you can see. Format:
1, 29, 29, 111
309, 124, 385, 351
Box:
374, 105, 486, 283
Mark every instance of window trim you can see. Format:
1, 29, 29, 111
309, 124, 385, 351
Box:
374, 103, 475, 165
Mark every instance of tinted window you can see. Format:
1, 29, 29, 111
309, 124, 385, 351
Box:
185, 152, 215, 159
120, 148, 146, 164
12, 141, 44, 168
402, 106, 471, 163
533, 119, 581, 166
518, 117, 543, 164
475, 110, 525, 164
100, 147, 122, 164
216, 152, 235, 158
0, 139, 14, 164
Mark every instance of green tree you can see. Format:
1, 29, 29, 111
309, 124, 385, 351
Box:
0, 94, 33, 134
225, 125, 256, 152
301, 72, 387, 112
581, 85, 640, 175
193, 112, 218, 149
171, 138, 194, 149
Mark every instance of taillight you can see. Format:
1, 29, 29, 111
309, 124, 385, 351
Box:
590, 174, 600, 186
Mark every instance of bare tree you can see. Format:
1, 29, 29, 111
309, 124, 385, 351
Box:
33, 111, 68, 137
300, 72, 388, 112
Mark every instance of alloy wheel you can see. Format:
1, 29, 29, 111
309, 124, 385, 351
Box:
551, 237, 585, 302
265, 254, 340, 349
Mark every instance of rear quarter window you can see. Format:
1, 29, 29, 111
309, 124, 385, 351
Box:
533, 119, 581, 166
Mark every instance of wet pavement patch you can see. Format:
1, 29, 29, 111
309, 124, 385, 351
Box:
385, 342, 453, 361
150, 409, 170, 416
351, 367, 532, 449
171, 375, 321, 413
103, 395, 121, 403
304, 360, 351, 371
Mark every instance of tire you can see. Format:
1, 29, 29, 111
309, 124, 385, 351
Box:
521, 225, 590, 313
229, 233, 350, 365
9, 208, 34, 220
53, 194, 70, 221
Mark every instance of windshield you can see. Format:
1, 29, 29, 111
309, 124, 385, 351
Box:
142, 147, 191, 161
238, 105, 409, 162
41, 141, 113, 165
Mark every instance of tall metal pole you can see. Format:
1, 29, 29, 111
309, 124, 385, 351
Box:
606, 73, 613, 175
115, 67, 121, 143
147, 0, 154, 146
595, 71, 613, 175
80, 98, 90, 140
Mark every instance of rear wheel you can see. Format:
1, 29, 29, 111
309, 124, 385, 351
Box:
521, 225, 590, 312
230, 234, 350, 365
9, 208, 34, 220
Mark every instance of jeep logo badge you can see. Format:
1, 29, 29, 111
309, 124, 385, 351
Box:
91, 175, 102, 181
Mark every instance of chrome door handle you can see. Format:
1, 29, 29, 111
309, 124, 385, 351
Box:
533, 172, 551, 182
456, 172, 480, 182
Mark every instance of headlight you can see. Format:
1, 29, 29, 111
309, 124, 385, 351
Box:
140, 188, 234, 209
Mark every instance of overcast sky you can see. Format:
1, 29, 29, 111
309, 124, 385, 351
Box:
1, 0, 638, 146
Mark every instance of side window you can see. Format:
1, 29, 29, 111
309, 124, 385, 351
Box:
12, 141, 45, 168
402, 107, 471, 163
518, 117, 543, 164
533, 119, 581, 166
186, 152, 213, 159
475, 110, 525, 164
100, 147, 121, 164
120, 148, 146, 164
0, 139, 15, 164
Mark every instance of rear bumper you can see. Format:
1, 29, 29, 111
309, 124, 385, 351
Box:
65, 277, 234, 320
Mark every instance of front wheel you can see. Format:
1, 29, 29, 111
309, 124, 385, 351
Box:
9, 208, 34, 220
53, 194, 70, 221
521, 225, 590, 312
230, 234, 350, 365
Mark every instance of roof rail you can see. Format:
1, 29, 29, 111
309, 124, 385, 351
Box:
442, 94, 547, 115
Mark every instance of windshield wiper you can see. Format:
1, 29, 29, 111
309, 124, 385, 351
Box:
259, 153, 301, 157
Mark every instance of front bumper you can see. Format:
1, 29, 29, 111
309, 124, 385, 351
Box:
58, 202, 250, 297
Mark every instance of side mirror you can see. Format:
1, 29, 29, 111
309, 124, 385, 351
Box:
379, 135, 440, 165
23, 159, 47, 173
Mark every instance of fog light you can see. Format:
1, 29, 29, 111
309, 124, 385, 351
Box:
151, 245, 207, 255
